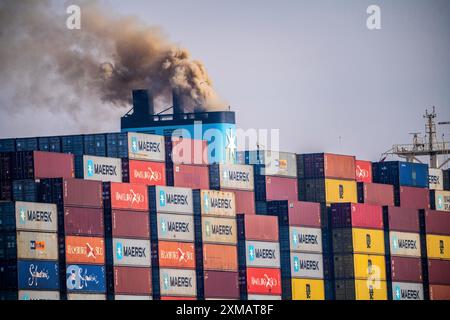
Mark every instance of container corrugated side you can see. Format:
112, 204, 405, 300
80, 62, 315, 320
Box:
289, 226, 322, 253
201, 217, 237, 245
202, 244, 237, 271
290, 252, 324, 279
391, 282, 423, 300
430, 190, 450, 212
154, 186, 193, 215
245, 241, 280, 268
113, 266, 152, 295
17, 231, 58, 260
291, 278, 325, 300
113, 238, 151, 267
66, 264, 106, 293
14, 201, 57, 233
245, 267, 282, 295
127, 132, 165, 162
389, 231, 421, 257
159, 268, 197, 297
200, 190, 236, 218
83, 155, 122, 182
158, 241, 196, 269
64, 207, 104, 237
429, 168, 444, 191
157, 213, 194, 242
18, 290, 60, 300
426, 234, 450, 260
65, 236, 105, 264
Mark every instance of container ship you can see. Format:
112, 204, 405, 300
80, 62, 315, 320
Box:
0, 90, 449, 300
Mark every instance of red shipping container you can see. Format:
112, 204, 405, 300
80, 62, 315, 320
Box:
390, 256, 423, 283
240, 215, 279, 242
396, 186, 430, 210
128, 160, 166, 186
355, 160, 372, 183
169, 137, 209, 165
203, 271, 240, 299
287, 201, 322, 228
112, 210, 150, 239
428, 259, 450, 285
160, 296, 197, 300
63, 179, 103, 208
109, 182, 149, 212
172, 164, 209, 190
331, 203, 383, 229
64, 207, 104, 237
222, 189, 255, 215
33, 151, 74, 179
245, 268, 282, 295
264, 176, 298, 201
384, 207, 420, 233
430, 285, 450, 300
423, 210, 450, 236
358, 182, 394, 206
114, 266, 152, 295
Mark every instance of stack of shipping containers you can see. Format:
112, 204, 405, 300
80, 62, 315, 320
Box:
194, 189, 239, 300
149, 186, 197, 300
237, 214, 282, 300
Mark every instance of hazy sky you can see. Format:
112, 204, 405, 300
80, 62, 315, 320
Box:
1, 0, 449, 164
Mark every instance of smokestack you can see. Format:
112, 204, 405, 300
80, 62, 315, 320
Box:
132, 90, 154, 117
172, 90, 184, 116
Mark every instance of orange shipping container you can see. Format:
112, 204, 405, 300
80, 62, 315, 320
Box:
158, 241, 196, 269
109, 182, 149, 211
203, 244, 238, 271
65, 236, 105, 264
429, 285, 450, 300
128, 160, 166, 186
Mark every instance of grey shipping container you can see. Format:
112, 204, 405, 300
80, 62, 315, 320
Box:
157, 213, 195, 242
113, 238, 151, 267
18, 290, 60, 300
390, 282, 423, 300
290, 252, 324, 279
245, 241, 280, 268
289, 226, 322, 253
152, 186, 193, 215
159, 268, 197, 297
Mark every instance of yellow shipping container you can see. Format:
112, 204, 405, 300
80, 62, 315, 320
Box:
427, 234, 450, 260
291, 278, 325, 300
353, 254, 386, 280
353, 228, 385, 255
355, 279, 388, 300
325, 179, 357, 204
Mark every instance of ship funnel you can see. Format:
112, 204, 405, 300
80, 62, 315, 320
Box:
132, 89, 154, 117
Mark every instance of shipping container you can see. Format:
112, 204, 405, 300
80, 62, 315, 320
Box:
65, 236, 105, 264
201, 271, 239, 299
388, 231, 421, 258
242, 150, 297, 178
244, 241, 280, 268
298, 178, 357, 204
383, 206, 420, 233
291, 278, 325, 300
11, 151, 74, 180
428, 259, 450, 285
355, 160, 372, 183
159, 268, 197, 297
244, 267, 282, 295
198, 190, 236, 218
247, 294, 282, 300
64, 207, 104, 237
335, 279, 387, 300
113, 238, 151, 267
150, 186, 193, 215
421, 209, 450, 236
166, 136, 208, 165
332, 228, 385, 255
372, 161, 429, 188
105, 182, 148, 212
357, 182, 394, 206
290, 252, 324, 279
12, 180, 38, 202
201, 217, 237, 245
266, 201, 322, 228
83, 134, 106, 156
17, 260, 60, 291
106, 133, 128, 159
66, 294, 106, 300
331, 203, 383, 230
429, 284, 450, 300
333, 254, 386, 280
61, 135, 84, 156
394, 186, 429, 209
430, 190, 450, 212
297, 153, 356, 180
168, 164, 209, 190
202, 243, 237, 271
426, 234, 450, 260
289, 226, 322, 253
237, 214, 278, 242
0, 201, 57, 233
16, 231, 58, 260
38, 136, 61, 153
18, 290, 60, 300
444, 169, 450, 191
62, 179, 103, 208
111, 210, 150, 239
390, 282, 424, 300
0, 139, 16, 152
429, 168, 444, 191
209, 164, 254, 191
124, 159, 166, 186
156, 213, 195, 242
158, 241, 196, 269
254, 175, 298, 201
221, 189, 255, 215
388, 256, 423, 283
83, 155, 122, 182
16, 138, 38, 151
127, 132, 165, 162
66, 264, 106, 293
113, 266, 152, 295
114, 295, 152, 300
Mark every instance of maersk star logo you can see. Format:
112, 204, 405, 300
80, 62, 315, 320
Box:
116, 242, 123, 260
131, 137, 138, 153
159, 190, 166, 207
392, 235, 398, 251
19, 207, 26, 224
205, 222, 211, 236
163, 273, 169, 290
160, 219, 167, 234
293, 256, 300, 272
394, 286, 401, 300
87, 160, 94, 177
21, 294, 30, 301
203, 194, 209, 213
292, 230, 298, 246
248, 245, 255, 261
437, 195, 444, 209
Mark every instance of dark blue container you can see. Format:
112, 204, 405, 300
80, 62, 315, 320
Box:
18, 260, 60, 290
65, 264, 106, 293
12, 180, 39, 202
84, 134, 106, 157
38, 136, 61, 153
372, 161, 429, 188
0, 139, 16, 152
106, 133, 128, 158
15, 138, 38, 152
61, 135, 84, 156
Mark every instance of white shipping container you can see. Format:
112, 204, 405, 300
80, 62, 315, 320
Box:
202, 217, 237, 245
218, 164, 254, 191
429, 168, 444, 191
200, 190, 236, 217
83, 155, 122, 182
245, 241, 280, 268
246, 150, 297, 178
18, 290, 60, 300
113, 238, 151, 267
67, 294, 107, 300
290, 252, 324, 279
389, 231, 421, 258
115, 295, 153, 300
16, 231, 58, 260
127, 132, 165, 162
157, 213, 195, 242
432, 190, 450, 212
289, 226, 322, 253
155, 186, 193, 215
15, 202, 57, 233
159, 268, 197, 297
391, 282, 424, 300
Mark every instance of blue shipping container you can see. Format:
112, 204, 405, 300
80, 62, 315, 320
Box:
372, 161, 429, 188
18, 260, 60, 290
66, 264, 106, 293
